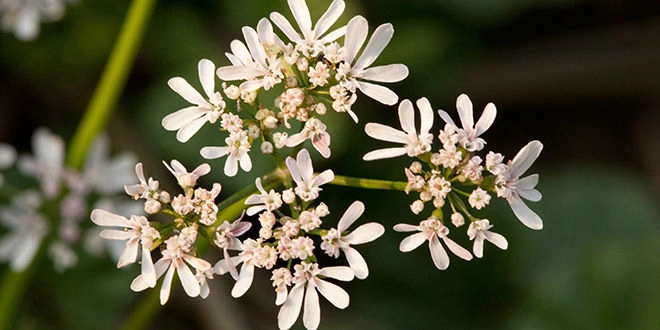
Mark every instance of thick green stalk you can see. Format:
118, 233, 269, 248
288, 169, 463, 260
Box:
0, 269, 30, 330
66, 0, 157, 169
330, 174, 408, 191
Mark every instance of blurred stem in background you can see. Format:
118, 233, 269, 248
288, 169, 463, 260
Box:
66, 0, 157, 169
0, 1, 156, 329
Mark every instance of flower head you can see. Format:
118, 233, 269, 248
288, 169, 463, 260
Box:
285, 149, 334, 202
163, 59, 226, 142
467, 219, 508, 258
437, 94, 496, 152
363, 98, 434, 160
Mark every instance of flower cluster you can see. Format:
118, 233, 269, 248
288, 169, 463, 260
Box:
162, 0, 408, 176
365, 94, 543, 269
0, 128, 137, 272
91, 149, 384, 329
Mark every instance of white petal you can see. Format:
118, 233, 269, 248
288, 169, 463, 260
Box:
337, 200, 364, 232
343, 16, 368, 65
270, 12, 302, 42
90, 209, 128, 227
289, 0, 312, 34
509, 195, 543, 230
517, 173, 539, 190
343, 247, 369, 279
357, 81, 399, 105
509, 141, 543, 179
473, 237, 484, 258
216, 65, 261, 81
278, 284, 304, 330
316, 278, 350, 308
358, 64, 408, 83
429, 236, 449, 270
224, 155, 239, 177
399, 232, 427, 252
474, 102, 496, 137
140, 247, 157, 288
160, 264, 175, 304
168, 77, 207, 106
276, 286, 288, 306
99, 229, 132, 240
285, 156, 303, 186
242, 26, 267, 68
238, 153, 252, 172
485, 231, 508, 250
200, 146, 228, 159
313, 0, 345, 37
10, 235, 40, 272
398, 99, 415, 135
364, 123, 408, 144
198, 59, 216, 99
178, 261, 201, 298
229, 39, 252, 64
343, 223, 384, 245
231, 263, 254, 297
519, 188, 542, 202
437, 109, 457, 128
176, 115, 209, 143
192, 163, 211, 176
296, 149, 314, 182
362, 147, 407, 161
318, 266, 354, 281
312, 169, 335, 187
442, 236, 473, 261
303, 284, 320, 330
320, 26, 346, 43
456, 93, 474, 130
117, 240, 139, 267
392, 223, 418, 232
353, 23, 393, 71
416, 97, 435, 135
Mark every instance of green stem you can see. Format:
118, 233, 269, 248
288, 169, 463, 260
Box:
330, 174, 408, 191
0, 269, 30, 330
66, 0, 158, 169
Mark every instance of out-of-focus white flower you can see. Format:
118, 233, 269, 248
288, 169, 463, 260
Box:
217, 19, 284, 92
467, 219, 507, 258
0, 192, 49, 272
320, 201, 384, 279
90, 209, 160, 289
18, 127, 65, 198
200, 130, 252, 177
80, 134, 137, 195
0, 0, 67, 41
277, 262, 354, 330
0, 143, 17, 187
335, 15, 408, 107
393, 218, 472, 270
495, 140, 544, 230
270, 0, 346, 57
363, 98, 434, 161
285, 149, 334, 202
438, 94, 496, 152
163, 59, 226, 143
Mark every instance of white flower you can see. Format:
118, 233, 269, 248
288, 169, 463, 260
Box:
18, 127, 64, 198
437, 94, 496, 152
162, 59, 226, 143
200, 130, 252, 177
214, 238, 260, 298
162, 159, 210, 190
216, 19, 284, 92
269, 0, 346, 57
335, 15, 408, 107
0, 143, 17, 187
131, 235, 211, 305
285, 118, 331, 158
495, 140, 544, 230
486, 151, 506, 175
285, 149, 334, 202
467, 219, 508, 258
0, 193, 49, 272
124, 162, 161, 201
363, 98, 434, 160
214, 215, 252, 280
321, 201, 384, 279
272, 267, 293, 306
468, 187, 491, 210
393, 218, 472, 270
1, 0, 67, 41
278, 262, 354, 330
90, 209, 160, 289
80, 134, 137, 195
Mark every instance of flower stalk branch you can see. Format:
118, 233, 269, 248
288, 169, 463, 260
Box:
330, 174, 408, 191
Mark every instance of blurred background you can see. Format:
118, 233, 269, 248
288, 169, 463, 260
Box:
1, 0, 659, 329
